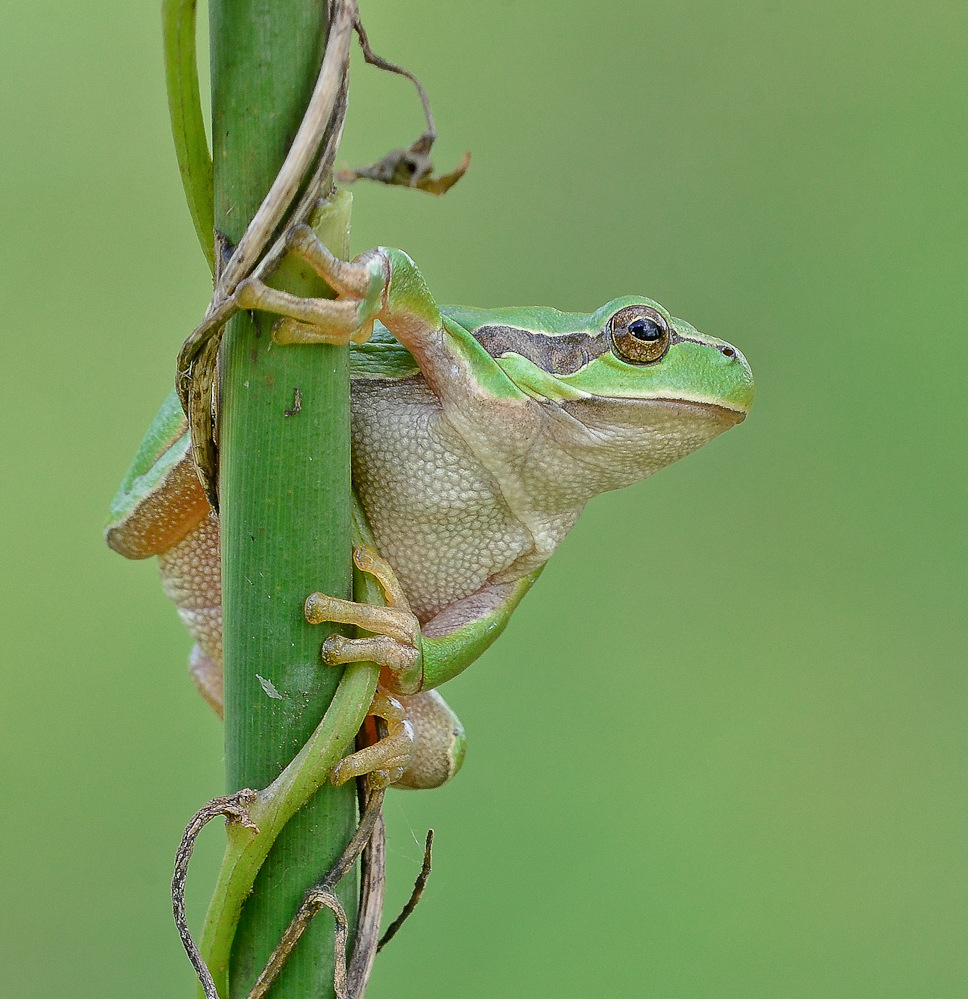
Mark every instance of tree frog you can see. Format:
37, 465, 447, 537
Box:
106, 228, 753, 789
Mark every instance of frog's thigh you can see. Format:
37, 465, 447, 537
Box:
395, 690, 466, 790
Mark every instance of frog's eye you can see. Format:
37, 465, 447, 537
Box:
609, 305, 670, 364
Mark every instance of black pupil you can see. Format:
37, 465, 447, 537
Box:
628, 317, 663, 341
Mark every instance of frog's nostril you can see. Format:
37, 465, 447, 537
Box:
720, 346, 735, 357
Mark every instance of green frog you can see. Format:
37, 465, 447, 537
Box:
106, 227, 753, 789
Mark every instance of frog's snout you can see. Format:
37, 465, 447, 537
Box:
719, 341, 754, 414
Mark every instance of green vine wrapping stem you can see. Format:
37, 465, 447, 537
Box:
198, 664, 378, 999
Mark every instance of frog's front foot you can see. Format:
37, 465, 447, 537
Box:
234, 226, 388, 347
305, 545, 424, 695
306, 545, 430, 788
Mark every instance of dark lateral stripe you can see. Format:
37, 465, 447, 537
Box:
472, 321, 698, 375
472, 324, 609, 375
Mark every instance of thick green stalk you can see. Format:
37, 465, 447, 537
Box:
198, 498, 384, 998
198, 655, 377, 999
210, 3, 355, 997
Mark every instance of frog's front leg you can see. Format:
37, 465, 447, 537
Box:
304, 546, 467, 790
238, 225, 523, 417
233, 229, 391, 348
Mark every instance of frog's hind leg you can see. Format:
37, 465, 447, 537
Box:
393, 690, 466, 790
330, 690, 415, 789
189, 644, 224, 718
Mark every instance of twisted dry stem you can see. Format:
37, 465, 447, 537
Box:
347, 809, 386, 997
174, 785, 387, 999
378, 829, 434, 953
245, 787, 387, 999
172, 791, 259, 999
176, 0, 357, 506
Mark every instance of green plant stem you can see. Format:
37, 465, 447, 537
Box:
198, 498, 384, 998
162, 0, 215, 272
198, 666, 377, 999
210, 2, 357, 997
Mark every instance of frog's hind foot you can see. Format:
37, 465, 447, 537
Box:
331, 689, 467, 791
330, 690, 414, 790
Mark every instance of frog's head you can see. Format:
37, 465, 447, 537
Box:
483, 296, 754, 492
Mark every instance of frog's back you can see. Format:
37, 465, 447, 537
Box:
440, 304, 598, 336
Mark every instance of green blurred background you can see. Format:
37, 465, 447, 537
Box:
2, 1, 965, 996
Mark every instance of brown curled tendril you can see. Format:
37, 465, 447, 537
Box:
172, 790, 260, 999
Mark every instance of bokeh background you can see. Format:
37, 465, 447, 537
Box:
2, 1, 965, 996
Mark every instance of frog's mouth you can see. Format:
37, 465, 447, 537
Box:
648, 397, 748, 425
568, 395, 748, 429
